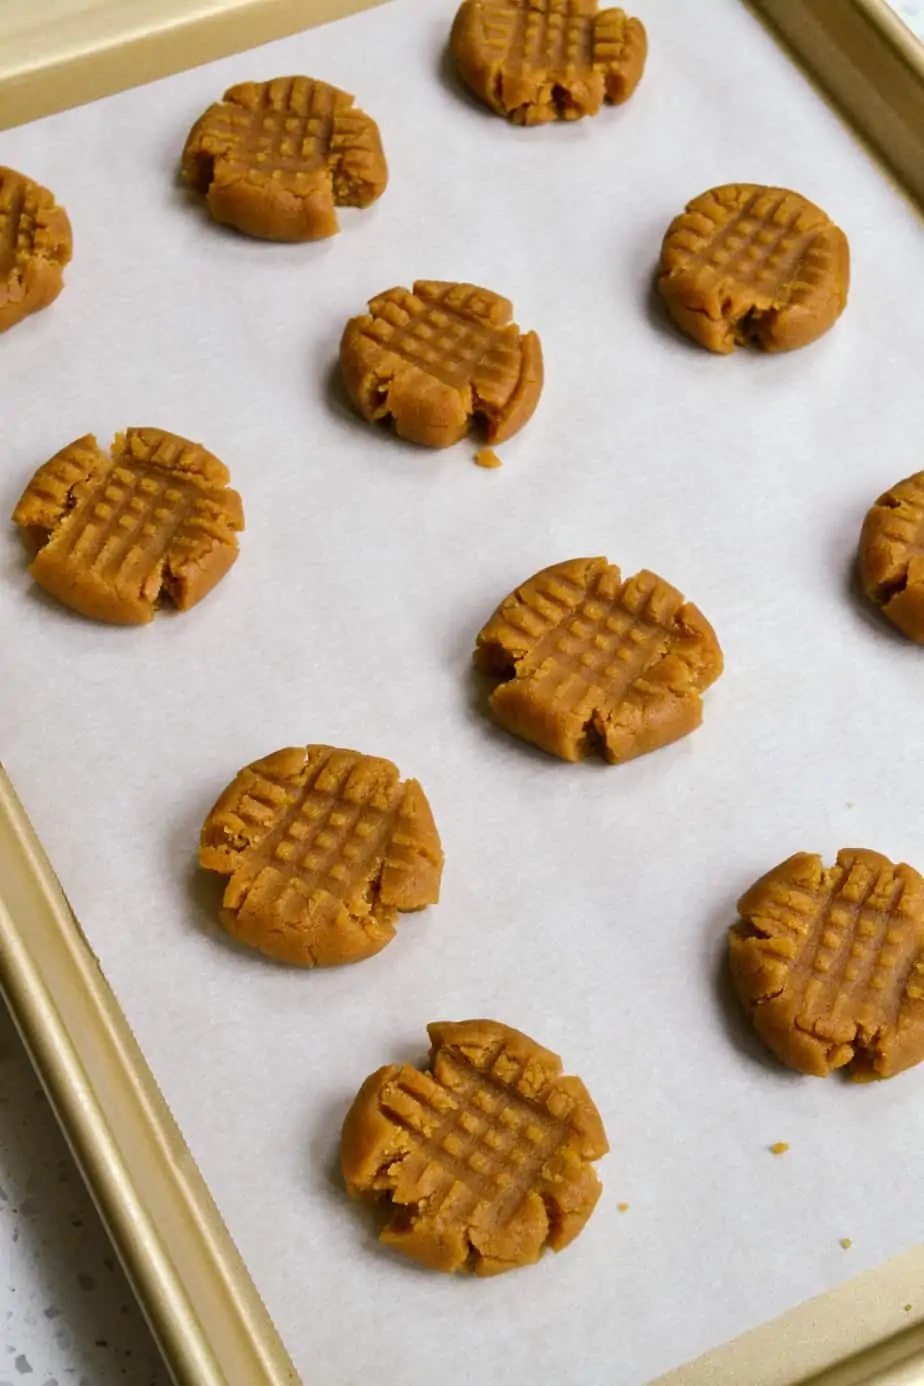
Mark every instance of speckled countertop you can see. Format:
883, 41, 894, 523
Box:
0, 1004, 168, 1385
3, 4, 923, 1381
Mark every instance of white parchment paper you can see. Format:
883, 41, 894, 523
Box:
2, 2, 924, 1381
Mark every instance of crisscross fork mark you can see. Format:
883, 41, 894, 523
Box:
0, 171, 27, 276
775, 861, 916, 1025
878, 477, 924, 566
229, 753, 398, 907
509, 569, 679, 713
360, 300, 501, 392
381, 1054, 565, 1227
57, 463, 202, 583
256, 79, 337, 174
691, 190, 814, 286
277, 782, 394, 902
480, 6, 518, 57
506, 3, 595, 78
223, 79, 339, 177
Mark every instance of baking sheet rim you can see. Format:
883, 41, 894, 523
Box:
0, 0, 388, 130
0, 764, 300, 1386
749, 0, 924, 210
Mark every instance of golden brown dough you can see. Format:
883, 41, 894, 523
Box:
199, 745, 443, 966
858, 471, 924, 643
0, 166, 72, 334
181, 76, 387, 241
11, 429, 243, 624
729, 849, 924, 1080
340, 280, 543, 448
658, 184, 849, 354
474, 557, 723, 762
341, 1019, 608, 1275
450, 0, 647, 124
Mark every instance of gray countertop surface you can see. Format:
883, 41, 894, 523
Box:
0, 1002, 169, 1385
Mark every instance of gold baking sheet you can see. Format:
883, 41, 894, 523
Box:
2, 0, 923, 215
1, 2, 924, 1385
0, 766, 300, 1386
0, 0, 388, 129
751, 0, 924, 211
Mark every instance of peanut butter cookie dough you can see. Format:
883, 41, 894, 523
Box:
340, 280, 543, 448
859, 471, 924, 642
729, 849, 924, 1080
341, 1019, 608, 1274
0, 167, 72, 334
12, 428, 243, 624
199, 745, 443, 966
181, 76, 387, 241
451, 0, 647, 124
658, 184, 849, 354
475, 557, 722, 762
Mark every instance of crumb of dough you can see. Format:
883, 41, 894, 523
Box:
840, 1238, 852, 1250
475, 448, 503, 469
769, 1142, 790, 1156
617, 1203, 629, 1212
